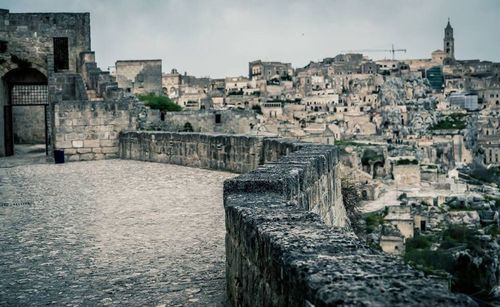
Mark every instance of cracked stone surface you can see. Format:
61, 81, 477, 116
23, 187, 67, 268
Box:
0, 158, 235, 306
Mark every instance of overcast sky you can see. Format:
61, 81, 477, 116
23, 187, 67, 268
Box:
2, 0, 499, 78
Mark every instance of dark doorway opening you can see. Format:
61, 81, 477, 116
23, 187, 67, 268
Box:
420, 220, 427, 232
3, 68, 49, 157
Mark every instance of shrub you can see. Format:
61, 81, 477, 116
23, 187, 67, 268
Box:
137, 93, 182, 112
431, 113, 466, 130
404, 249, 454, 273
364, 212, 385, 233
441, 224, 480, 251
406, 235, 432, 250
395, 159, 418, 165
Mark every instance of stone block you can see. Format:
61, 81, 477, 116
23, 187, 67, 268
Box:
83, 140, 100, 148
56, 140, 73, 149
100, 139, 117, 147
94, 153, 105, 160
72, 140, 84, 148
66, 154, 80, 162
64, 148, 77, 155
92, 147, 102, 153
77, 148, 92, 154
79, 153, 95, 161
101, 146, 118, 154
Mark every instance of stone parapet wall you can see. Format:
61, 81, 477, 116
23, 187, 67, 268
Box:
54, 99, 137, 161
119, 132, 265, 174
224, 147, 473, 306
118, 131, 473, 306
154, 110, 259, 135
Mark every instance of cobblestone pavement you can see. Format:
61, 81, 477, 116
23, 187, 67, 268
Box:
0, 159, 235, 306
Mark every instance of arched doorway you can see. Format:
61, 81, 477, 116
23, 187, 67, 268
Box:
2, 68, 48, 156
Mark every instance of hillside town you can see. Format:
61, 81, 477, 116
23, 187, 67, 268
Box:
0, 5, 498, 305
111, 20, 500, 301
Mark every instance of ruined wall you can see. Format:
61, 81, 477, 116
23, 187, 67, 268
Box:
115, 60, 162, 95
54, 98, 137, 161
118, 131, 472, 306
393, 164, 421, 186
12, 105, 45, 144
153, 110, 259, 134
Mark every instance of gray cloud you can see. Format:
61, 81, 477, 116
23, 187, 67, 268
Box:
2, 0, 499, 78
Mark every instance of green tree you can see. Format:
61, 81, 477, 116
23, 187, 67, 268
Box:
137, 93, 182, 112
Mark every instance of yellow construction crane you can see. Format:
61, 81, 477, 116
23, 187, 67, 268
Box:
341, 44, 407, 60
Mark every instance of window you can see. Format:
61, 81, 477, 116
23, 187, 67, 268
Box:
53, 37, 69, 71
215, 114, 221, 124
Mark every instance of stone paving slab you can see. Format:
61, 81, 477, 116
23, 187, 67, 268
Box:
0, 159, 235, 306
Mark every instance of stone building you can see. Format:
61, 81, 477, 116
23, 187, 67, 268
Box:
0, 9, 149, 161
162, 68, 181, 99
478, 117, 500, 165
248, 60, 293, 81
115, 59, 162, 95
0, 9, 91, 156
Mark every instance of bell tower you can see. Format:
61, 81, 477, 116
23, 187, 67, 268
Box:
444, 18, 455, 59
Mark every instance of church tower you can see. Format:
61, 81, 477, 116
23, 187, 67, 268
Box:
444, 18, 455, 59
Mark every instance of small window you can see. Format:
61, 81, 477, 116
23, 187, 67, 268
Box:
0, 40, 7, 53
215, 114, 221, 124
53, 37, 69, 71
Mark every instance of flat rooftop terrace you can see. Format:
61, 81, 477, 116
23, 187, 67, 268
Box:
0, 157, 235, 306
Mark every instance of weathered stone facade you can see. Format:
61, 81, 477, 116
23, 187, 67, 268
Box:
152, 109, 259, 134
115, 59, 162, 95
54, 98, 139, 161
0, 9, 91, 157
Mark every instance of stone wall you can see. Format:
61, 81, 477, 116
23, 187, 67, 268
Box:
54, 98, 137, 161
151, 110, 259, 135
115, 60, 162, 95
393, 164, 421, 186
119, 132, 265, 174
12, 105, 46, 144
0, 10, 91, 74
118, 131, 472, 306
118, 131, 344, 226
223, 149, 472, 306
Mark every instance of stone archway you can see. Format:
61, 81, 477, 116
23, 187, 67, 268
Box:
2, 67, 49, 156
